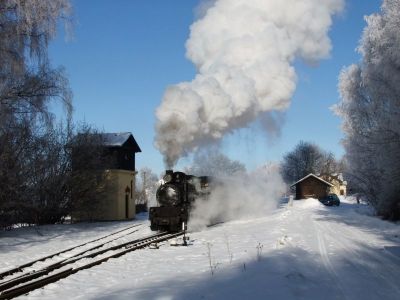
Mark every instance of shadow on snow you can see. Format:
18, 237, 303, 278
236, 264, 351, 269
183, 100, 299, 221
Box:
92, 241, 400, 300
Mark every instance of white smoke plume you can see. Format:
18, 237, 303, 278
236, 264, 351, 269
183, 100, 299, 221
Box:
188, 163, 286, 231
155, 0, 344, 167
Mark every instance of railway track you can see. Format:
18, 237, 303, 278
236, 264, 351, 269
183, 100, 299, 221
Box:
0, 223, 143, 281
0, 230, 183, 300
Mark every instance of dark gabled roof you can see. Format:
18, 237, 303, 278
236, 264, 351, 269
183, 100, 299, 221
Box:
69, 132, 141, 152
101, 132, 141, 152
290, 173, 334, 187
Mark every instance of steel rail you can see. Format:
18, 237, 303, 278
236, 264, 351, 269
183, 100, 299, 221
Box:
0, 223, 143, 280
0, 231, 167, 292
0, 231, 183, 300
0, 227, 142, 290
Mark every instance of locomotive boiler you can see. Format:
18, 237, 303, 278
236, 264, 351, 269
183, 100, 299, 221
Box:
149, 170, 210, 232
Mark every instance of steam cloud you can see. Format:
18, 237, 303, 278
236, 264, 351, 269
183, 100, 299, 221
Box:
155, 0, 344, 167
188, 163, 286, 231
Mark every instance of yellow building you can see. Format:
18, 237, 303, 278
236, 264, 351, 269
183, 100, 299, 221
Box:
72, 132, 141, 221
321, 173, 347, 196
99, 169, 137, 220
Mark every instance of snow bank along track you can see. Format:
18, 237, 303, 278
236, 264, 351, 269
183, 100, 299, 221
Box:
0, 226, 183, 300
0, 224, 142, 281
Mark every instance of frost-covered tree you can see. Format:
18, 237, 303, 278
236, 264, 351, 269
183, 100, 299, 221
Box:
0, 0, 73, 227
281, 141, 340, 184
135, 167, 159, 211
334, 0, 400, 220
0, 0, 72, 118
68, 125, 111, 222
185, 150, 246, 177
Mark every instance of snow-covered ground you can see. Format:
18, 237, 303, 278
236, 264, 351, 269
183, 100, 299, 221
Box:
1, 197, 399, 300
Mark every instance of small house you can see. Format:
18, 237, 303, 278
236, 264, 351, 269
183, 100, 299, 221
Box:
291, 173, 333, 200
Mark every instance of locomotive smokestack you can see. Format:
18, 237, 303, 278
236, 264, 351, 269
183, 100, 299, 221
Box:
155, 0, 344, 167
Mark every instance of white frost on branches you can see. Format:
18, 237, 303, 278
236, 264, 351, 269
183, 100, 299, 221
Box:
334, 0, 400, 219
0, 0, 72, 71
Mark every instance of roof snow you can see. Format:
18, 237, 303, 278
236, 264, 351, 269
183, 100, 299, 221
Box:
290, 173, 334, 187
100, 132, 141, 152
101, 132, 132, 146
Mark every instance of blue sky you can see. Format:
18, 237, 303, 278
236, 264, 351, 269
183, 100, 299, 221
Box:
49, 0, 382, 175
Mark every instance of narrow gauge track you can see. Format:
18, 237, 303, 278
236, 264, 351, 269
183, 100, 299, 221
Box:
0, 223, 143, 281
0, 231, 183, 300
0, 224, 144, 288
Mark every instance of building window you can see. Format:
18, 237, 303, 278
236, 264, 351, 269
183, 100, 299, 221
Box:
131, 180, 133, 199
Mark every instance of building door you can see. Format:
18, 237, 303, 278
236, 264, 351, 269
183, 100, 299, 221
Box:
125, 194, 129, 219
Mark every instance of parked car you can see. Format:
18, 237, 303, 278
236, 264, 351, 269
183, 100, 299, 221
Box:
319, 193, 340, 206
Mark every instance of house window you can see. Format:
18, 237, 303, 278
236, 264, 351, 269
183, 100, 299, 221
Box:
130, 180, 133, 199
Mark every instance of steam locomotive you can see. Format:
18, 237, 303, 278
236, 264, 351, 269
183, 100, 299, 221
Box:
149, 170, 210, 232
